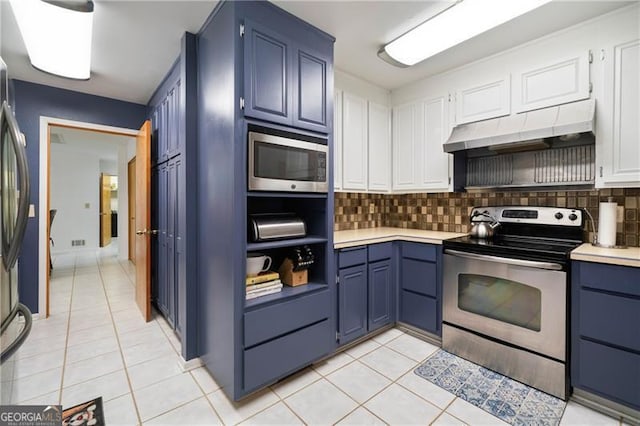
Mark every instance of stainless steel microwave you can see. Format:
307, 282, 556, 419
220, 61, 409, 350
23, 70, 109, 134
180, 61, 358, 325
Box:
248, 131, 328, 193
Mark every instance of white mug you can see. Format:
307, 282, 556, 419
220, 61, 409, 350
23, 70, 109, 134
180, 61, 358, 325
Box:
246, 253, 272, 277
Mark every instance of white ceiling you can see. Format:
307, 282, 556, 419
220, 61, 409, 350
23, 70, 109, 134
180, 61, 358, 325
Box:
0, 0, 634, 104
50, 125, 134, 160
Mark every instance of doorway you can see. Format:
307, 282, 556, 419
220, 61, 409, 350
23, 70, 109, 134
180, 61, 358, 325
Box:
128, 158, 136, 263
39, 117, 140, 317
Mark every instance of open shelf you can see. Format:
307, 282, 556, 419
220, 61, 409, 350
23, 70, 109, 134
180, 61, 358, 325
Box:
247, 236, 327, 251
247, 191, 327, 199
244, 281, 328, 310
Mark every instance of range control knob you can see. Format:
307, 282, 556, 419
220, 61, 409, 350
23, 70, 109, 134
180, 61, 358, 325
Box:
554, 212, 564, 220
568, 213, 578, 221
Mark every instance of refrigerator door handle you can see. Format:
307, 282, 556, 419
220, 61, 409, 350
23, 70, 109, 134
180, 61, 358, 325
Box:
1, 101, 30, 270
0, 302, 32, 363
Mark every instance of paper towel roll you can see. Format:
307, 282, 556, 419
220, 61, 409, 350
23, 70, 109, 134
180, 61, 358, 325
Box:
598, 200, 617, 247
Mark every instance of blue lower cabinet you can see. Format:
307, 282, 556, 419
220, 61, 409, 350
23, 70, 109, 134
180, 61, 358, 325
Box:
571, 261, 640, 411
398, 242, 441, 336
368, 259, 393, 332
244, 319, 332, 391
338, 264, 368, 345
337, 244, 394, 345
400, 290, 437, 334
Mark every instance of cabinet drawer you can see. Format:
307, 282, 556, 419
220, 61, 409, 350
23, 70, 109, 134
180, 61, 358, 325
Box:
244, 319, 331, 391
368, 242, 393, 262
401, 258, 437, 297
399, 291, 438, 335
579, 289, 640, 352
575, 339, 640, 410
244, 290, 330, 347
402, 242, 437, 262
339, 246, 367, 268
578, 262, 640, 297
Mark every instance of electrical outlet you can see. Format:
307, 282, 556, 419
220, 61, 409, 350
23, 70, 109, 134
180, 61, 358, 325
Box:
617, 206, 624, 223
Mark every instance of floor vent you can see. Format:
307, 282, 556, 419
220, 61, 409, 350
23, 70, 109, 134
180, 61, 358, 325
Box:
71, 240, 86, 247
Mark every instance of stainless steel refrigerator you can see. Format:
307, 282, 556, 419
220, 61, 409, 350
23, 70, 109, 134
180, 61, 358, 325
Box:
0, 56, 32, 365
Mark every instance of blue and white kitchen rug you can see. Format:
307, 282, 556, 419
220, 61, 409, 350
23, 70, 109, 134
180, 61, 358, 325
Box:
414, 350, 567, 426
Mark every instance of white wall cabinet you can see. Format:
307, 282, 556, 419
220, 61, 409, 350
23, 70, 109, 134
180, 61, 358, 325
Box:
455, 75, 511, 124
334, 90, 343, 191
392, 103, 421, 191
421, 95, 452, 191
368, 102, 391, 191
341, 92, 368, 191
597, 38, 640, 187
512, 52, 591, 113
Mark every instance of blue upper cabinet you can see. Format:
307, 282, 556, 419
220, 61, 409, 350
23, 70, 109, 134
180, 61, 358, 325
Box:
149, 60, 182, 164
292, 45, 329, 133
243, 19, 291, 126
243, 19, 331, 134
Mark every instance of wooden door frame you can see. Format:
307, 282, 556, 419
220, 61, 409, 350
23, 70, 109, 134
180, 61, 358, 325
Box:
39, 117, 138, 317
128, 157, 136, 263
99, 173, 113, 248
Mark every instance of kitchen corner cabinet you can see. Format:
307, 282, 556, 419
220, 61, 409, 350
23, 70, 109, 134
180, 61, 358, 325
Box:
398, 242, 441, 336
596, 38, 640, 187
571, 261, 640, 412
393, 97, 452, 193
393, 102, 421, 191
243, 19, 330, 134
337, 243, 395, 346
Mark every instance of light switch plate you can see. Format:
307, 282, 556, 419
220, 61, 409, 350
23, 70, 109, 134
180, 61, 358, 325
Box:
28, 204, 35, 217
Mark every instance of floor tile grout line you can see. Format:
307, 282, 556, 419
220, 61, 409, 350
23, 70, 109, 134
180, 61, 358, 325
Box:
94, 249, 144, 425
55, 253, 78, 405
428, 397, 463, 425
188, 371, 226, 424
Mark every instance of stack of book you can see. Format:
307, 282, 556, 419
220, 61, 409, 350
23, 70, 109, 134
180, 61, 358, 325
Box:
246, 271, 283, 300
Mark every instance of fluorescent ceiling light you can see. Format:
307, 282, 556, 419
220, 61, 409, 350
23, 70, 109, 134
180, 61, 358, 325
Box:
379, 0, 553, 67
9, 0, 94, 80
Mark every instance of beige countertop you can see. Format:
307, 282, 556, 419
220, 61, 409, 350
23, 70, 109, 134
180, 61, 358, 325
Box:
334, 227, 467, 249
571, 243, 640, 268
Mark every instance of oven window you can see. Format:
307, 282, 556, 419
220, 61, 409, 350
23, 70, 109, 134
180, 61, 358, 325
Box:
254, 141, 322, 182
458, 274, 541, 332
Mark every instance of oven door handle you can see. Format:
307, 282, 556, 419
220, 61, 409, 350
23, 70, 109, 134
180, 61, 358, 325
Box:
444, 249, 564, 271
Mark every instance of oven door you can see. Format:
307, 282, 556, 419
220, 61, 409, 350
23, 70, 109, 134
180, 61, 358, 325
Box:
248, 131, 327, 192
443, 249, 566, 361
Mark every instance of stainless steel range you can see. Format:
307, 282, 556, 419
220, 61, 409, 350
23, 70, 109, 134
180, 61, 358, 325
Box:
442, 206, 584, 400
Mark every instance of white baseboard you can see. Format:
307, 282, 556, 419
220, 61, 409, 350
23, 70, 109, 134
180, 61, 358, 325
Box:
178, 356, 203, 372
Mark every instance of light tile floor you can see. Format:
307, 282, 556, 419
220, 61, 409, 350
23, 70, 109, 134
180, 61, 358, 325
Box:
0, 247, 628, 425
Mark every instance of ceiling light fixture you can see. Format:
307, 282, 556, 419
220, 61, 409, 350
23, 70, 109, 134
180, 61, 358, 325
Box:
9, 0, 94, 80
378, 0, 553, 68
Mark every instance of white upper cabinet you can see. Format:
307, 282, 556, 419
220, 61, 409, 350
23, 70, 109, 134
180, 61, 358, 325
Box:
334, 90, 343, 191
421, 95, 451, 191
393, 102, 422, 191
368, 102, 391, 191
455, 75, 511, 124
597, 38, 640, 187
341, 92, 368, 191
513, 52, 591, 113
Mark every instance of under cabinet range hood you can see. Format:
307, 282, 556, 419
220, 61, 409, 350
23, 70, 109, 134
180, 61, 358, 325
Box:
443, 98, 595, 153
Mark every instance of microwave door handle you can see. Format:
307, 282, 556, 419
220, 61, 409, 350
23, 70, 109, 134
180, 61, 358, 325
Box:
444, 249, 563, 271
1, 101, 30, 270
0, 303, 33, 363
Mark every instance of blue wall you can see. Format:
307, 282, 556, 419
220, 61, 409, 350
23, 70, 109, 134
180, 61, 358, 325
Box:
12, 80, 147, 312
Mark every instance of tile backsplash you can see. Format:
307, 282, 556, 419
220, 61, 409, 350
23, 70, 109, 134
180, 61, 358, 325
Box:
334, 188, 640, 247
